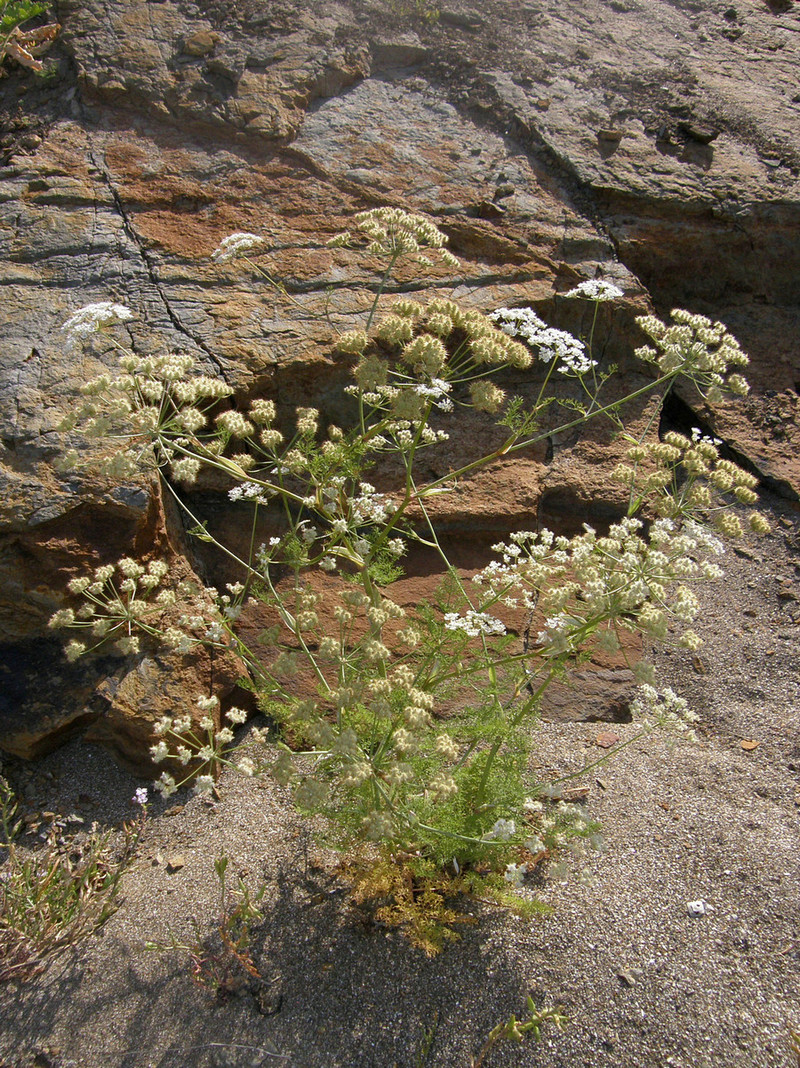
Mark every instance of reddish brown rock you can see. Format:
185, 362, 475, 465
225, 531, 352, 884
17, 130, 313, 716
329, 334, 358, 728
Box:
85, 642, 244, 776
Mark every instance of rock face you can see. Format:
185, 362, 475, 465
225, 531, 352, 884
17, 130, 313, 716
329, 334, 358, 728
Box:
0, 0, 797, 768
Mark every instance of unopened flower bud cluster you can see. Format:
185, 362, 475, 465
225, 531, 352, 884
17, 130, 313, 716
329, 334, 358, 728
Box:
48, 557, 172, 660
327, 207, 459, 270
50, 558, 239, 664
635, 309, 750, 402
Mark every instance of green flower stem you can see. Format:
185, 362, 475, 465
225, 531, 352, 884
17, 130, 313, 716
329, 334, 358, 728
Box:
546, 726, 652, 787
164, 436, 308, 508
365, 253, 401, 333
412, 822, 510, 848
160, 478, 331, 694
586, 298, 602, 403
161, 478, 259, 577
259, 568, 332, 696
472, 668, 557, 808
421, 368, 683, 496
531, 340, 562, 413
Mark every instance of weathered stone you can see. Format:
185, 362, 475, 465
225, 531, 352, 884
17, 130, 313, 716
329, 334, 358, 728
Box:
181, 30, 218, 58
0, 638, 116, 759
85, 642, 243, 776
538, 668, 637, 724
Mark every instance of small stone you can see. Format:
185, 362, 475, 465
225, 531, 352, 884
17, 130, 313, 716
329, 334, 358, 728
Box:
687, 899, 708, 916
677, 120, 719, 144
562, 786, 590, 803
595, 731, 620, 749
166, 853, 185, 872
439, 10, 485, 30
182, 30, 218, 57
597, 128, 623, 143
163, 804, 185, 817
474, 199, 506, 219
494, 183, 515, 200
617, 969, 637, 987
734, 546, 757, 560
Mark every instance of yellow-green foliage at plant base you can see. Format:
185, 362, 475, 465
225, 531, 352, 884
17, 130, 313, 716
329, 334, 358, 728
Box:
343, 852, 550, 957
0, 0, 59, 76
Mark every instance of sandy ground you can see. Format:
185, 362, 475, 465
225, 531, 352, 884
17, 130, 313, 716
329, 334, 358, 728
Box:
1, 493, 799, 1068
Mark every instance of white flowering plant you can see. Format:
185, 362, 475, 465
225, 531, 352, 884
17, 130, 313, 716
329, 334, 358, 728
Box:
51, 207, 768, 912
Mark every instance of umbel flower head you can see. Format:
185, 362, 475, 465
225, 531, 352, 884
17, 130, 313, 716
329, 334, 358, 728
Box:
211, 232, 266, 263
489, 307, 595, 375
635, 309, 750, 402
328, 207, 459, 269
564, 279, 624, 301
62, 302, 133, 346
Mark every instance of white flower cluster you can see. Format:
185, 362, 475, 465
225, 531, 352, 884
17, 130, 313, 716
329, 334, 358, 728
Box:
489, 306, 547, 342
228, 481, 273, 505
489, 307, 596, 375
150, 695, 251, 797
62, 302, 133, 347
504, 862, 527, 887
630, 685, 699, 739
564, 279, 624, 301
413, 378, 453, 412
443, 610, 507, 637
520, 794, 602, 859
345, 368, 454, 446
533, 328, 594, 374
211, 232, 266, 263
351, 482, 394, 526
485, 817, 516, 841
474, 515, 728, 659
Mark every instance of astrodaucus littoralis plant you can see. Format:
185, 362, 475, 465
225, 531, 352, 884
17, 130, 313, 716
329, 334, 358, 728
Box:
50, 207, 768, 940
